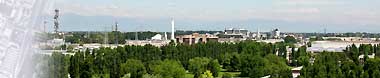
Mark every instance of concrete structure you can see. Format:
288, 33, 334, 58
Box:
257, 39, 284, 43
171, 18, 175, 40
217, 28, 251, 43
164, 32, 168, 40
176, 33, 218, 45
125, 33, 170, 47
40, 50, 74, 56
322, 37, 378, 42
270, 28, 281, 39
125, 40, 170, 47
223, 28, 250, 38
256, 27, 262, 40
151, 34, 163, 40
49, 39, 65, 46
359, 53, 376, 63
218, 38, 246, 43
224, 28, 249, 35
287, 47, 297, 63
307, 41, 380, 53
292, 66, 303, 78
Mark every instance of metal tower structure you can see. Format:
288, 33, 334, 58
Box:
115, 22, 118, 31
114, 22, 119, 45
54, 9, 59, 34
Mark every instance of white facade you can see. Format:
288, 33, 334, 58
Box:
257, 39, 284, 43
271, 28, 281, 39
151, 34, 163, 40
308, 41, 380, 52
292, 66, 303, 78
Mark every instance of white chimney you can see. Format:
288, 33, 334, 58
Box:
171, 18, 175, 40
164, 32, 168, 40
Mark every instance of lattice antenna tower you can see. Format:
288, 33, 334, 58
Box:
54, 9, 59, 35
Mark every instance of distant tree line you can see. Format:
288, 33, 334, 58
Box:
64, 31, 159, 44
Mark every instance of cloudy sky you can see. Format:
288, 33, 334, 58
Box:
48, 0, 380, 33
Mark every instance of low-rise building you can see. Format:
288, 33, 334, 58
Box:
176, 33, 218, 45
257, 39, 284, 43
125, 40, 170, 47
307, 41, 380, 53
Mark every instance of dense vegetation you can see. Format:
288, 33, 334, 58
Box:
300, 44, 380, 78
64, 31, 160, 44
40, 41, 380, 78
41, 41, 295, 78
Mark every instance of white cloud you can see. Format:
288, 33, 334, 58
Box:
55, 0, 380, 26
57, 2, 132, 17
241, 7, 380, 26
274, 0, 347, 6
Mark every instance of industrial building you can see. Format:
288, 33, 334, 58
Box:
221, 28, 250, 38
217, 28, 251, 43
125, 18, 175, 47
125, 33, 170, 47
176, 33, 218, 45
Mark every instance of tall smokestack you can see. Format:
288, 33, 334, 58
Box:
257, 27, 260, 40
171, 18, 175, 40
164, 32, 168, 40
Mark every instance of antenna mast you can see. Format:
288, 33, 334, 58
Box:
54, 9, 60, 38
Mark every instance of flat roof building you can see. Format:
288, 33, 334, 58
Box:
176, 33, 218, 45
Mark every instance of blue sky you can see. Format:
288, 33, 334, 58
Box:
47, 0, 380, 33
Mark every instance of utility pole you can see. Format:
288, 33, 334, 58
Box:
43, 21, 47, 33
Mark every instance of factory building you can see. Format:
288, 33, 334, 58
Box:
222, 28, 250, 38
176, 33, 218, 45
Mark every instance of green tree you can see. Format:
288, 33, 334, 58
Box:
188, 57, 211, 78
208, 59, 221, 77
200, 70, 214, 78
228, 53, 240, 71
120, 59, 146, 78
239, 55, 268, 78
297, 56, 310, 67
284, 36, 297, 43
372, 70, 380, 78
222, 73, 233, 78
49, 52, 69, 78
150, 59, 186, 78
264, 54, 292, 78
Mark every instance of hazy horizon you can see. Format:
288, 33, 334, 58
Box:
42, 0, 380, 33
